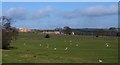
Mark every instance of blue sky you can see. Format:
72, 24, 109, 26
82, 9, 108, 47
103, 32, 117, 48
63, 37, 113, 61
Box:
2, 2, 118, 29
2, 0, 119, 2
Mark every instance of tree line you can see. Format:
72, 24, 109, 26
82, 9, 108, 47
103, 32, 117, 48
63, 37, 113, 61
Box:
58, 26, 120, 37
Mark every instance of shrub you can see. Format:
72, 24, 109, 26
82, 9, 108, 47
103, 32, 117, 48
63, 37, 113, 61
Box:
96, 35, 99, 37
45, 34, 50, 38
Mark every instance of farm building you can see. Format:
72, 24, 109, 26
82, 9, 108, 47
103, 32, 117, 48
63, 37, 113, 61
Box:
19, 28, 31, 32
42, 30, 61, 34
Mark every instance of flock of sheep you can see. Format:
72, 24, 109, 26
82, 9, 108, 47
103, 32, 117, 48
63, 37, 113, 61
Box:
23, 40, 110, 63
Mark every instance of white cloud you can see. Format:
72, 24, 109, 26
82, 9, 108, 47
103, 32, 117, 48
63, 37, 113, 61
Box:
5, 7, 28, 20
4, 4, 118, 20
31, 6, 53, 19
60, 4, 118, 18
4, 6, 53, 20
82, 4, 118, 16
59, 11, 81, 19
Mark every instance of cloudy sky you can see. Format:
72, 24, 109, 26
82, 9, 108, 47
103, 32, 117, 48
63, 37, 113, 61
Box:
2, 2, 118, 29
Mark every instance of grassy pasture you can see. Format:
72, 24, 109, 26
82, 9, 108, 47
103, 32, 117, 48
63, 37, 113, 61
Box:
2, 32, 118, 63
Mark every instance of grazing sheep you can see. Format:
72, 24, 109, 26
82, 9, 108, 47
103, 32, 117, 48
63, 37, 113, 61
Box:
106, 44, 109, 47
99, 59, 103, 63
24, 43, 26, 46
40, 44, 41, 46
65, 47, 68, 50
106, 43, 109, 47
76, 44, 78, 46
47, 44, 49, 48
54, 48, 56, 50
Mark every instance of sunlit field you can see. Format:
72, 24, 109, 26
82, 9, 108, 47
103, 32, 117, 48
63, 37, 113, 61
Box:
2, 32, 118, 63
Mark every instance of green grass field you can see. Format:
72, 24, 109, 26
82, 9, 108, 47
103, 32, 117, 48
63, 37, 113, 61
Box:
2, 32, 118, 63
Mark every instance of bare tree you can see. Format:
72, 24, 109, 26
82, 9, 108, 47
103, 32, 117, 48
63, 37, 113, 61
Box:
1, 16, 18, 49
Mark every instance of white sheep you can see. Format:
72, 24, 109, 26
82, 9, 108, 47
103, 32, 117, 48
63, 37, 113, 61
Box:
47, 44, 49, 48
106, 43, 109, 47
24, 43, 26, 46
40, 44, 41, 46
98, 59, 103, 63
65, 47, 68, 50
54, 48, 57, 50
76, 44, 78, 46
106, 44, 109, 47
